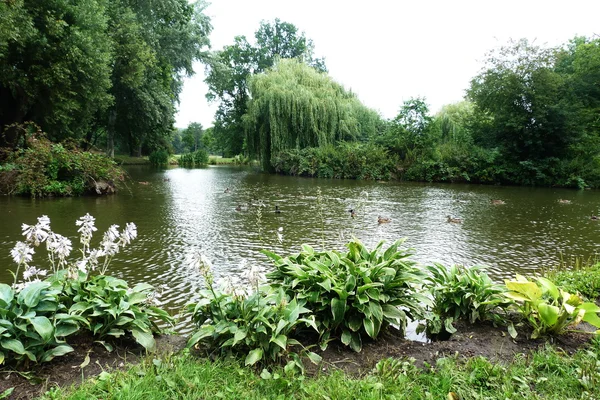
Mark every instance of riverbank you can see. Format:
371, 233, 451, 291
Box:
2, 321, 598, 399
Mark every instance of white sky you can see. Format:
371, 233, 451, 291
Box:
175, 0, 600, 129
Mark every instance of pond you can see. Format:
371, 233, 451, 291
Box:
1, 165, 600, 333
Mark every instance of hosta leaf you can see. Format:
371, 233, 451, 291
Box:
536, 277, 559, 300
331, 297, 346, 324
368, 302, 383, 323
345, 275, 356, 292
270, 335, 287, 350
363, 318, 376, 338
245, 348, 263, 366
341, 330, 352, 346
504, 280, 541, 301
18, 281, 48, 308
581, 309, 600, 328
348, 315, 363, 332
538, 303, 559, 327
307, 351, 322, 365
41, 345, 73, 363
318, 278, 332, 292
55, 323, 79, 338
187, 325, 215, 348
1, 339, 26, 355
30, 316, 53, 342
507, 322, 518, 339
382, 304, 405, 321
233, 329, 247, 346
349, 332, 362, 352
131, 328, 156, 352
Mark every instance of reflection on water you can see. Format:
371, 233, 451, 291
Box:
2, 166, 600, 333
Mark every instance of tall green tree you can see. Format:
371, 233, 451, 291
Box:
205, 18, 326, 157
244, 59, 379, 171
182, 122, 204, 152
0, 0, 113, 144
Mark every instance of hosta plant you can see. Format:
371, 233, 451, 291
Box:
265, 239, 427, 352
0, 281, 86, 366
186, 254, 321, 373
4, 214, 173, 364
504, 274, 600, 339
418, 264, 511, 338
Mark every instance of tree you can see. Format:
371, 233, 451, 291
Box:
205, 19, 326, 157
467, 39, 575, 162
244, 59, 380, 170
182, 122, 204, 152
0, 0, 113, 144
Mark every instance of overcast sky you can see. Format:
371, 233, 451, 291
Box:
175, 0, 600, 129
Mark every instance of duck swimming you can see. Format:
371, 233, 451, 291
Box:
558, 199, 571, 204
235, 204, 242, 212
490, 199, 505, 205
275, 205, 281, 214
349, 209, 356, 218
591, 213, 598, 220
378, 216, 391, 224
447, 215, 462, 223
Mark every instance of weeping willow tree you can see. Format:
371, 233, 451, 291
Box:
244, 59, 381, 171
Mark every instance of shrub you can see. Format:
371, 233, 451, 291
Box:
418, 264, 511, 338
149, 149, 170, 166
2, 127, 123, 197
179, 149, 209, 168
504, 275, 600, 339
548, 263, 600, 301
2, 214, 173, 365
265, 239, 427, 352
186, 256, 320, 373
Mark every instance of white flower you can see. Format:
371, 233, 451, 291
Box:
76, 259, 88, 273
241, 264, 266, 287
47, 233, 72, 260
120, 223, 137, 246
10, 241, 34, 265
105, 225, 120, 243
76, 213, 98, 244
21, 220, 50, 246
22, 266, 47, 280
215, 276, 244, 296
101, 239, 120, 256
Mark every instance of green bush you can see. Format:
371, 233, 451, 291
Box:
148, 149, 170, 166
418, 264, 511, 338
186, 257, 320, 373
2, 129, 124, 197
179, 149, 209, 168
265, 239, 427, 352
504, 275, 600, 339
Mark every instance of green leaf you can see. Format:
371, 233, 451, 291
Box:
507, 322, 518, 339
131, 328, 156, 352
260, 369, 272, 380
504, 280, 541, 301
18, 281, 48, 308
382, 304, 405, 321
348, 315, 363, 332
307, 351, 322, 364
331, 297, 346, 324
41, 345, 74, 362
0, 387, 14, 399
538, 303, 559, 327
233, 328, 247, 346
363, 318, 376, 338
341, 330, 352, 346
0, 284, 14, 305
345, 275, 356, 292
270, 335, 287, 350
245, 348, 263, 366
318, 278, 332, 292
30, 316, 54, 342
0, 351, 4, 365
536, 277, 559, 300
1, 339, 26, 355
349, 332, 362, 352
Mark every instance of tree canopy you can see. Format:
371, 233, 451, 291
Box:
244, 59, 381, 170
205, 19, 326, 157
0, 0, 212, 156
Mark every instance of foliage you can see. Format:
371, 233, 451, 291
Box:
272, 142, 398, 180
186, 256, 320, 372
179, 149, 209, 168
504, 275, 600, 339
548, 263, 600, 301
2, 214, 172, 365
205, 19, 326, 157
0, 281, 85, 366
181, 122, 204, 153
149, 149, 170, 167
245, 59, 382, 171
265, 239, 427, 352
4, 129, 124, 197
62, 275, 172, 352
418, 264, 511, 338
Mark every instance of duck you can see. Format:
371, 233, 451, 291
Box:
378, 216, 391, 224
558, 199, 571, 204
224, 187, 230, 193
490, 199, 505, 205
447, 215, 462, 223
348, 209, 356, 218
274, 205, 281, 214
138, 181, 150, 185
235, 204, 242, 212
591, 213, 599, 220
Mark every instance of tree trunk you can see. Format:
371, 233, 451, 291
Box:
106, 109, 116, 158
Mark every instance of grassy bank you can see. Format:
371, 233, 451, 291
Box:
43, 341, 600, 400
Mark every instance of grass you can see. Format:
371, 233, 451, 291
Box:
547, 262, 600, 301
41, 340, 600, 400
209, 156, 237, 165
